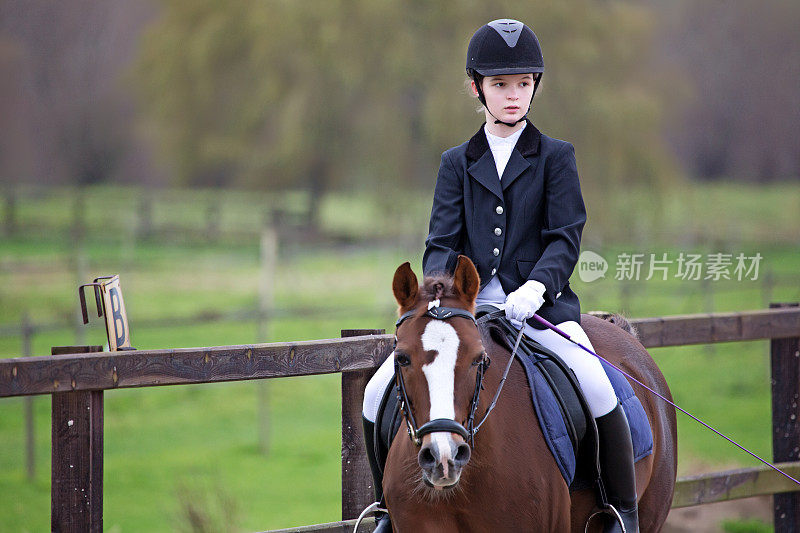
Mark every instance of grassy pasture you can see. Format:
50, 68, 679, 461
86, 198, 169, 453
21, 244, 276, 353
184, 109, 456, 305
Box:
0, 183, 798, 531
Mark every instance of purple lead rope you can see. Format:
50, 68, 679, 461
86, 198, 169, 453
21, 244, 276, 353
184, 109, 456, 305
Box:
531, 313, 800, 487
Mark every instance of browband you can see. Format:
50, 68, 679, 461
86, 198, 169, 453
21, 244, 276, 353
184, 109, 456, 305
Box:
396, 306, 477, 328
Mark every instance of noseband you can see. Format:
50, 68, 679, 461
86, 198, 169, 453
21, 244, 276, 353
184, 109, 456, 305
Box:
393, 301, 491, 448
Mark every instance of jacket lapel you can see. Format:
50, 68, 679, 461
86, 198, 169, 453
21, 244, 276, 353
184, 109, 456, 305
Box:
466, 125, 503, 200
501, 150, 531, 190
516, 119, 542, 158
467, 152, 503, 200
502, 121, 541, 190
465, 120, 543, 197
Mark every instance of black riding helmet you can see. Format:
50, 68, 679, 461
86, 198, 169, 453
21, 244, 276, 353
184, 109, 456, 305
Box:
466, 19, 544, 127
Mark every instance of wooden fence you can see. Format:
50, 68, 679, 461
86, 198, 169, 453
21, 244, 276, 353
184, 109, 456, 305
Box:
1, 305, 799, 532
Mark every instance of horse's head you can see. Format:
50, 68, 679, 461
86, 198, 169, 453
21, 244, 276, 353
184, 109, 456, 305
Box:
392, 255, 486, 489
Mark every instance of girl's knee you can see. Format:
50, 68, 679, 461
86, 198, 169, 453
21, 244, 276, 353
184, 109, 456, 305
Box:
582, 379, 618, 418
362, 375, 385, 422
362, 357, 396, 422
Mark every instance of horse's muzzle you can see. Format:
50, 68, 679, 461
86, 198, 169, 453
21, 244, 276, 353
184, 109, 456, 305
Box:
418, 434, 471, 488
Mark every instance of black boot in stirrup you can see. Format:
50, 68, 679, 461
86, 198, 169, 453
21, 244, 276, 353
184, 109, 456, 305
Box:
362, 416, 392, 532
596, 403, 639, 533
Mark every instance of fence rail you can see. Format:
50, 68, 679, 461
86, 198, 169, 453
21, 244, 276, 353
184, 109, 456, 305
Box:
632, 306, 800, 347
4, 307, 798, 399
0, 335, 392, 398
0, 306, 798, 531
672, 461, 800, 508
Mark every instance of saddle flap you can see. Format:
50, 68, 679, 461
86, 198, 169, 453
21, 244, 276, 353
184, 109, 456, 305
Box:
375, 379, 402, 471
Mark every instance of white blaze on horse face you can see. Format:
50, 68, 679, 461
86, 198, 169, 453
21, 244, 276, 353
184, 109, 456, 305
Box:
421, 320, 460, 422
420, 320, 464, 484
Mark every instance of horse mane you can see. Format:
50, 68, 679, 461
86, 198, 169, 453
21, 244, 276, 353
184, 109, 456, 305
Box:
397, 273, 473, 318
420, 274, 455, 302
586, 311, 638, 340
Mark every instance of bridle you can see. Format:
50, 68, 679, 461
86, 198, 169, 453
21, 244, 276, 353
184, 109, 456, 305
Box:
393, 302, 523, 448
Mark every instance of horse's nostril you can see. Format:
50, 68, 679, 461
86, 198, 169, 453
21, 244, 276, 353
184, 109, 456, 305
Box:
418, 445, 438, 470
454, 442, 471, 466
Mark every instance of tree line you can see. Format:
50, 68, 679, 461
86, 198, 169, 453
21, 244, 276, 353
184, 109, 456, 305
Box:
0, 1, 796, 220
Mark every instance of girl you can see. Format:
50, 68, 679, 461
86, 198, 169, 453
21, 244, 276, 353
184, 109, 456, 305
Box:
362, 19, 638, 533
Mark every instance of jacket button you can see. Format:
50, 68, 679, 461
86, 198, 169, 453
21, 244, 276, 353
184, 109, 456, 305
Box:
492, 248, 500, 256
495, 206, 504, 214
491, 268, 497, 275
494, 227, 502, 236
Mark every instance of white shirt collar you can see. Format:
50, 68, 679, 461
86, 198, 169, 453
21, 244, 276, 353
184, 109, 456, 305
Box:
484, 122, 526, 147
484, 123, 526, 179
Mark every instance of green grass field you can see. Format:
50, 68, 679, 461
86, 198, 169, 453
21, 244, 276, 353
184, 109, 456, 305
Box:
0, 183, 798, 531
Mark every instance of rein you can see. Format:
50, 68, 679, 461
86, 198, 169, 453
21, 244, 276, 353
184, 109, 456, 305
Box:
471, 310, 525, 436
393, 305, 522, 448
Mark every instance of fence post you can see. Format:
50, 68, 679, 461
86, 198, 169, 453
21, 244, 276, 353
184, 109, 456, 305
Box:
137, 190, 153, 241
703, 277, 716, 356
257, 220, 277, 455
73, 245, 88, 346
205, 195, 220, 239
23, 314, 35, 481
770, 302, 800, 532
3, 184, 16, 237
341, 329, 384, 520
762, 268, 775, 308
51, 345, 104, 533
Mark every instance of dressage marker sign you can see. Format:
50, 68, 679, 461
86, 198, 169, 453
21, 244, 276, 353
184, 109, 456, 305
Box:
79, 275, 132, 351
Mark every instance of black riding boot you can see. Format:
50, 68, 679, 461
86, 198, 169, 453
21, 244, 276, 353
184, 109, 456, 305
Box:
596, 403, 639, 533
362, 416, 392, 532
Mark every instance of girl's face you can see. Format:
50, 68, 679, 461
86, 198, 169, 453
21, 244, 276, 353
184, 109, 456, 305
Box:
472, 73, 536, 127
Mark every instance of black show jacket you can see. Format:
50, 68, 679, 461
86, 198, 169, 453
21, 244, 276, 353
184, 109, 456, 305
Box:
423, 120, 585, 328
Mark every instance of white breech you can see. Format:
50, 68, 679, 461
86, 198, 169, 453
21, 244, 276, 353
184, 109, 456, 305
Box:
362, 318, 618, 423
363, 347, 398, 423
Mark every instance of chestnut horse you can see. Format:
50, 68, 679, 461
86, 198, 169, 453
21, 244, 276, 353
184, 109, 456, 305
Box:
383, 257, 677, 532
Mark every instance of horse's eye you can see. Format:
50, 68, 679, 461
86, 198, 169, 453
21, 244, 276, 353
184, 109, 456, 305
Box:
395, 352, 411, 367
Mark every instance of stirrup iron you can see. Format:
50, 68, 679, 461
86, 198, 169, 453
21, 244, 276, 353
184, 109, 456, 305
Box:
353, 501, 387, 533
585, 505, 626, 533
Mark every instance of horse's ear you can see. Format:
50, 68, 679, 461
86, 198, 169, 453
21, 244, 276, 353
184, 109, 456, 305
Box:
453, 255, 480, 307
392, 262, 419, 309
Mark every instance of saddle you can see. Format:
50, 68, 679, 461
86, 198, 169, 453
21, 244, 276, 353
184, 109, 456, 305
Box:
375, 307, 601, 491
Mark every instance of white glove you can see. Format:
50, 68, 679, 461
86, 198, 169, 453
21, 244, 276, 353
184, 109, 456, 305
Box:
505, 280, 546, 323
